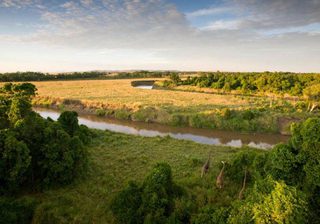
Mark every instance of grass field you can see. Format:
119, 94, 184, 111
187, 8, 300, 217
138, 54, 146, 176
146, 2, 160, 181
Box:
32, 79, 249, 110
2, 78, 312, 133
31, 130, 243, 223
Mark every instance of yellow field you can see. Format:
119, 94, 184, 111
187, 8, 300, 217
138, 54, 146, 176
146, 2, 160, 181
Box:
2, 78, 300, 133
32, 79, 250, 111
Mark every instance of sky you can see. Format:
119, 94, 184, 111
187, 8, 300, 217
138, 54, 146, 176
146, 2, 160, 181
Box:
0, 0, 320, 73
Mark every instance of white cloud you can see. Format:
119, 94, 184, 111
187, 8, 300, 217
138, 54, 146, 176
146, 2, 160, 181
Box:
186, 6, 232, 18
0, 0, 36, 8
201, 20, 242, 31
0, 0, 320, 72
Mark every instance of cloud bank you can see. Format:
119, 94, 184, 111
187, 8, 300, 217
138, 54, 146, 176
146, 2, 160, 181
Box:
0, 0, 319, 72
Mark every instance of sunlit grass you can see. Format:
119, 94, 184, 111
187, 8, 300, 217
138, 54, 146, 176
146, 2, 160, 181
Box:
31, 79, 250, 111
32, 130, 242, 223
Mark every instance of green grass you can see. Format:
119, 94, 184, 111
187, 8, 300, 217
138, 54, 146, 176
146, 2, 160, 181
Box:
30, 130, 245, 223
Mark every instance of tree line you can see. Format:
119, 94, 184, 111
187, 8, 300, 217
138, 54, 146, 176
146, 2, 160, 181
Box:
167, 72, 320, 97
0, 71, 171, 82
0, 83, 92, 223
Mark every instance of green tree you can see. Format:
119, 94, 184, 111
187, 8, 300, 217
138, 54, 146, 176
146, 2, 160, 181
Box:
111, 163, 181, 224
268, 144, 303, 185
252, 181, 308, 224
303, 84, 320, 112
0, 132, 31, 192
8, 97, 32, 125
169, 73, 181, 85
58, 111, 79, 136
296, 118, 320, 188
111, 181, 143, 224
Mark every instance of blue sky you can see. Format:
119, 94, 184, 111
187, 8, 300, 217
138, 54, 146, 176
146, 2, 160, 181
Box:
0, 0, 320, 72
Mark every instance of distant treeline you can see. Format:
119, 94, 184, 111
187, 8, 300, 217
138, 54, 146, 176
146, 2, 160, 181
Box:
168, 72, 320, 96
0, 71, 171, 82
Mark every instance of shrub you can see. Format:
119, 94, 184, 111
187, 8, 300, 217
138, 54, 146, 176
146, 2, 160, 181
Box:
220, 108, 232, 119
114, 109, 131, 120
111, 163, 182, 224
170, 114, 188, 126
58, 111, 79, 136
241, 110, 256, 120
252, 181, 308, 224
111, 181, 142, 224
95, 109, 106, 116
193, 206, 229, 224
132, 107, 157, 122
0, 196, 38, 224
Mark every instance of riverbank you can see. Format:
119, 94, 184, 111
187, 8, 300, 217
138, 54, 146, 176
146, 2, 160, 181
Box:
35, 107, 289, 149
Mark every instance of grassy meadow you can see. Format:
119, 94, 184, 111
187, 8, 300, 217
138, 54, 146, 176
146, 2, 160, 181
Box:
27, 79, 315, 134
31, 130, 243, 223
32, 79, 247, 109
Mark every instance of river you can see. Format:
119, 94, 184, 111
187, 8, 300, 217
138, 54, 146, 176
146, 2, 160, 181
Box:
34, 107, 289, 150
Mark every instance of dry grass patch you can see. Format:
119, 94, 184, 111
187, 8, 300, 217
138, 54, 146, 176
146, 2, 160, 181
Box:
32, 79, 249, 110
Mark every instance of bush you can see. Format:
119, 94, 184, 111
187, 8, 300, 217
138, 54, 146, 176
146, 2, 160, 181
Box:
111, 181, 142, 224
95, 109, 106, 116
170, 114, 188, 126
241, 110, 256, 120
0, 196, 38, 224
267, 144, 303, 185
114, 109, 131, 120
252, 181, 308, 224
228, 177, 308, 224
58, 111, 79, 136
226, 150, 266, 183
132, 107, 157, 122
111, 163, 182, 224
220, 108, 232, 119
193, 206, 229, 224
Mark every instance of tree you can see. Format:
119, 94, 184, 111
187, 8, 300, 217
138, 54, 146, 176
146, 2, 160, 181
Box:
12, 83, 37, 98
58, 111, 79, 136
111, 163, 181, 224
111, 181, 143, 224
8, 97, 32, 125
169, 73, 181, 85
303, 84, 320, 112
0, 83, 90, 191
268, 144, 303, 185
296, 118, 320, 188
252, 181, 308, 224
0, 132, 31, 192
40, 123, 75, 185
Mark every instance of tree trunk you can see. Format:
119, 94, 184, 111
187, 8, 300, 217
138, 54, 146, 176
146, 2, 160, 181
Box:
310, 103, 318, 112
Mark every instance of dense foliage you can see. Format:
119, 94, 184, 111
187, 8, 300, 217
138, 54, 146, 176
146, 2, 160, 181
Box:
165, 72, 320, 97
112, 117, 320, 224
0, 83, 91, 223
111, 163, 183, 224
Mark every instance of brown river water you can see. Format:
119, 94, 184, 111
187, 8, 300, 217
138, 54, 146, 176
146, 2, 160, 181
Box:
34, 107, 289, 150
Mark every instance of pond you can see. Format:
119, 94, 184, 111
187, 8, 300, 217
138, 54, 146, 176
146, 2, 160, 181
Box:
34, 108, 289, 150
131, 80, 154, 89
134, 85, 153, 89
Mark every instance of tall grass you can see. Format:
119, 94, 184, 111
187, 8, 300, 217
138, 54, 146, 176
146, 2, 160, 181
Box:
29, 130, 244, 223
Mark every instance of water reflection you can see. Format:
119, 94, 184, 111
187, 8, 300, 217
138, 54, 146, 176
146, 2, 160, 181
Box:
35, 108, 288, 150
134, 85, 153, 89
